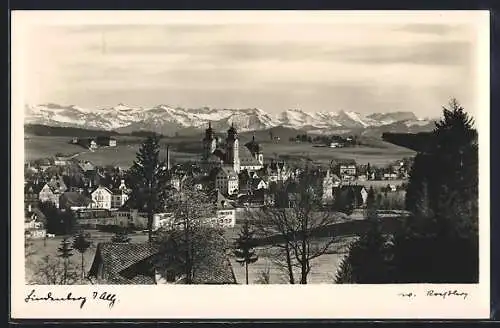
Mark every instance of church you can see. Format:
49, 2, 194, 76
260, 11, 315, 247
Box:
201, 123, 264, 174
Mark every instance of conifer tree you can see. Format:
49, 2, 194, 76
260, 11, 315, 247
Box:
57, 238, 74, 284
233, 219, 259, 284
395, 98, 479, 283
73, 231, 92, 280
128, 134, 170, 242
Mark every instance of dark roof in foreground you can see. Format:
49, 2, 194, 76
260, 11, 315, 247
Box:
88, 242, 237, 285
88, 242, 158, 284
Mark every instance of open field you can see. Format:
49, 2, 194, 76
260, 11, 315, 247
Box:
25, 231, 150, 284
25, 135, 415, 168
25, 231, 349, 284
26, 213, 401, 284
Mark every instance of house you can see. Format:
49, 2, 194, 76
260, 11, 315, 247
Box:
78, 138, 98, 151
79, 161, 96, 173
214, 166, 239, 195
59, 192, 93, 211
211, 191, 236, 228
25, 183, 42, 210
110, 179, 131, 209
35, 158, 54, 171
91, 186, 113, 209
250, 178, 268, 191
25, 207, 47, 239
38, 176, 68, 207
337, 160, 357, 181
96, 136, 117, 147
87, 243, 159, 284
88, 242, 237, 285
383, 172, 398, 180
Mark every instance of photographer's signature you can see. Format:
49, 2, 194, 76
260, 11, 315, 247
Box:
398, 289, 468, 300
25, 289, 117, 309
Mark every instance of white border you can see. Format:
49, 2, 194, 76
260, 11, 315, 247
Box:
11, 10, 491, 319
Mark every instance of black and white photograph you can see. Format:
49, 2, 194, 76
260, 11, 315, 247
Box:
11, 10, 490, 319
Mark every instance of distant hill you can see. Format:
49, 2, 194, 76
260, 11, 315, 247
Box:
24, 124, 164, 139
382, 132, 434, 152
24, 124, 121, 137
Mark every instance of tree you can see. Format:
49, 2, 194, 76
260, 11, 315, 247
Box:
365, 187, 376, 219
251, 173, 342, 284
353, 98, 480, 283
255, 265, 271, 284
154, 179, 223, 284
111, 229, 131, 243
72, 232, 92, 280
39, 201, 61, 234
333, 188, 355, 216
233, 219, 259, 284
127, 135, 170, 242
335, 185, 392, 284
57, 238, 74, 284
29, 255, 80, 285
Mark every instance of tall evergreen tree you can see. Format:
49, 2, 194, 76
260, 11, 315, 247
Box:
72, 231, 92, 280
128, 135, 170, 242
233, 219, 259, 284
57, 238, 74, 284
396, 98, 479, 282
365, 187, 376, 219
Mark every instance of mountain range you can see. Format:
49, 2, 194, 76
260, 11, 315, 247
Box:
24, 103, 437, 136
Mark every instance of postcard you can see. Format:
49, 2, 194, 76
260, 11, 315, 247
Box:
11, 10, 490, 319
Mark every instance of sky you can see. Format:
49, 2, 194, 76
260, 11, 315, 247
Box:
19, 13, 484, 118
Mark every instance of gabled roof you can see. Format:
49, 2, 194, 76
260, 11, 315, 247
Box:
88, 242, 158, 284
215, 190, 235, 209
337, 159, 357, 166
91, 186, 113, 195
251, 178, 266, 189
88, 242, 237, 285
59, 192, 92, 208
214, 166, 238, 178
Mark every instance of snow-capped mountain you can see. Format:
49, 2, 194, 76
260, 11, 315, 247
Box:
24, 103, 435, 135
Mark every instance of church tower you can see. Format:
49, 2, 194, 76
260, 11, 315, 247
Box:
226, 123, 240, 173
202, 122, 217, 160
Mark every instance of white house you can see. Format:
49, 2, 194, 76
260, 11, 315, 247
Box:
211, 191, 236, 228
214, 166, 239, 195
91, 186, 113, 209
111, 180, 130, 209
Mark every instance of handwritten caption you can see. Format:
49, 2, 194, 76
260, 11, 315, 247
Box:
398, 289, 468, 300
25, 289, 117, 309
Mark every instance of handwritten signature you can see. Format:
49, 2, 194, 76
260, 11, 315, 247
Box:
25, 289, 117, 309
398, 289, 468, 300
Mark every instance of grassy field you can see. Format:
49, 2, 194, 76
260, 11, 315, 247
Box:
25, 135, 415, 168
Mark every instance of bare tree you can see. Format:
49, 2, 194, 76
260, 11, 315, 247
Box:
154, 178, 224, 284
29, 255, 80, 285
250, 175, 343, 284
